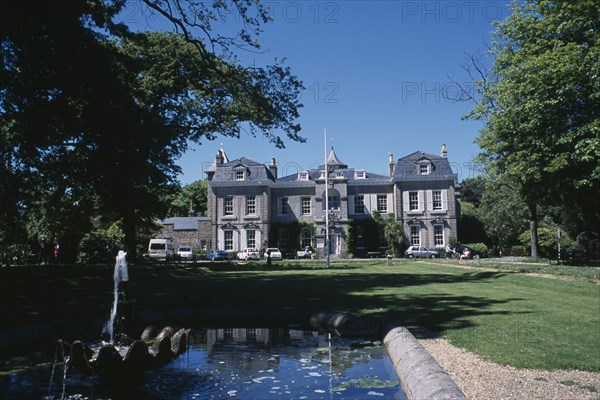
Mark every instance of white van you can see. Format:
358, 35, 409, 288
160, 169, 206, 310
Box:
148, 238, 174, 261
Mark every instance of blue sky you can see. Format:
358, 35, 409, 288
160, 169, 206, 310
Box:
126, 1, 511, 184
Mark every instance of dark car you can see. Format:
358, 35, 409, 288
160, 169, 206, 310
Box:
207, 250, 229, 261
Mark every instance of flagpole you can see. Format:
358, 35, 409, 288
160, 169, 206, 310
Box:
324, 128, 330, 269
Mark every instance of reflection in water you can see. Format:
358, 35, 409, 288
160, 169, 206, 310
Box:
1, 327, 406, 400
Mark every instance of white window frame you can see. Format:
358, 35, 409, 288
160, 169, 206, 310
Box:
301, 197, 311, 215
224, 196, 234, 216
224, 230, 234, 250
432, 190, 442, 210
300, 228, 312, 249
409, 191, 419, 211
354, 195, 365, 214
246, 229, 256, 248
377, 194, 388, 213
235, 170, 245, 181
299, 172, 309, 181
328, 195, 340, 210
434, 224, 444, 246
246, 196, 256, 215
410, 225, 420, 245
419, 164, 430, 175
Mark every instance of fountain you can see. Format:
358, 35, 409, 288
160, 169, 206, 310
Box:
54, 251, 190, 392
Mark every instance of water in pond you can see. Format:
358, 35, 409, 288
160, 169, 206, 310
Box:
1, 327, 406, 399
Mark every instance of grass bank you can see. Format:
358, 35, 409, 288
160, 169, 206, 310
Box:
2, 260, 599, 371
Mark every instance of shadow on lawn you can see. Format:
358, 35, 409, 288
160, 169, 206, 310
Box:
2, 264, 525, 340
189, 269, 526, 336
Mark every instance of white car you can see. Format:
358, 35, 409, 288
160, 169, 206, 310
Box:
237, 248, 260, 261
263, 248, 283, 260
176, 245, 195, 261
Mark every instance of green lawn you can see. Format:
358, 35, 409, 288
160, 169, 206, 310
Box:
2, 260, 599, 371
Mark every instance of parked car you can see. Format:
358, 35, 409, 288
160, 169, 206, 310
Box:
263, 248, 283, 260
148, 238, 174, 261
176, 245, 195, 261
297, 247, 313, 259
404, 246, 439, 259
207, 250, 229, 261
237, 247, 260, 261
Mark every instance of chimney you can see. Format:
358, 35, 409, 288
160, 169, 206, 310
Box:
269, 157, 278, 179
188, 200, 196, 217
215, 150, 224, 165
441, 144, 448, 158
388, 152, 395, 176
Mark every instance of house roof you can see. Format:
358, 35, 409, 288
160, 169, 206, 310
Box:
276, 167, 391, 184
324, 146, 348, 169
159, 216, 208, 231
211, 156, 276, 182
393, 151, 457, 181
204, 146, 229, 173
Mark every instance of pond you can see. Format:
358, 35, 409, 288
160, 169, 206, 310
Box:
1, 326, 406, 400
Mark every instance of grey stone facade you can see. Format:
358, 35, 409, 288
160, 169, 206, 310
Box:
156, 217, 213, 252
206, 145, 459, 257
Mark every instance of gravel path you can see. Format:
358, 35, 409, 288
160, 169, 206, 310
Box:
420, 337, 600, 400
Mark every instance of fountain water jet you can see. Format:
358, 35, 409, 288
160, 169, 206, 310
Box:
104, 250, 129, 344
54, 251, 190, 392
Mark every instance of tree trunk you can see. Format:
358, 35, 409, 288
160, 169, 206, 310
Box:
528, 203, 540, 259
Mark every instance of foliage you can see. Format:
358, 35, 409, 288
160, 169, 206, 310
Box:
346, 219, 382, 256
78, 221, 126, 263
519, 227, 577, 260
458, 201, 488, 245
372, 211, 405, 257
462, 242, 490, 258
1, 1, 304, 259
460, 176, 488, 206
466, 0, 600, 257
166, 180, 208, 217
0, 244, 33, 267
269, 221, 316, 252
477, 182, 529, 250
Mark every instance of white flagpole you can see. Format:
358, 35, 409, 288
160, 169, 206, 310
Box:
324, 128, 330, 269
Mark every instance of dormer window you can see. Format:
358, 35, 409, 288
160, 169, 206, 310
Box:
235, 170, 245, 180
335, 171, 345, 179
419, 163, 430, 175
298, 171, 310, 181
355, 170, 366, 179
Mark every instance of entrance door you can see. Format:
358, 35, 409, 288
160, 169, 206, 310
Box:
331, 233, 342, 255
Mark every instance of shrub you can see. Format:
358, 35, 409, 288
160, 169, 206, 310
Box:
463, 242, 489, 258
519, 227, 577, 259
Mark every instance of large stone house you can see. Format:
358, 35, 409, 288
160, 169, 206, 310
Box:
205, 145, 459, 258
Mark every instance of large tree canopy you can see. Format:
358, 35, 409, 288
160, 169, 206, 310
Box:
467, 0, 600, 256
1, 1, 303, 259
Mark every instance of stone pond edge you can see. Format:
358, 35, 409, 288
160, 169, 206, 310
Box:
1, 308, 467, 399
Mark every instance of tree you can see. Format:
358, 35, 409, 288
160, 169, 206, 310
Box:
478, 182, 529, 251
460, 176, 488, 206
372, 211, 406, 257
1, 1, 303, 260
457, 201, 488, 245
166, 180, 208, 217
466, 0, 600, 258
